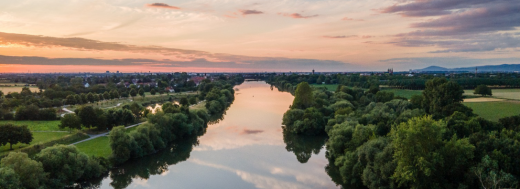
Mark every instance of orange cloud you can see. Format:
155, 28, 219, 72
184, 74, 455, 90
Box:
146, 3, 180, 10
323, 35, 356, 39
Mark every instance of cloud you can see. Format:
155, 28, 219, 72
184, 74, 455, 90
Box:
146, 3, 180, 10
382, 0, 520, 52
322, 35, 348, 39
279, 13, 318, 19
0, 32, 356, 71
241, 129, 264, 135
341, 17, 363, 21
380, 57, 520, 69
239, 10, 263, 15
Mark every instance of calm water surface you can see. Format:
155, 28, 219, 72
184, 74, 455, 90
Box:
95, 81, 338, 189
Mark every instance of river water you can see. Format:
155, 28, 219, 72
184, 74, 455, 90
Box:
93, 81, 338, 189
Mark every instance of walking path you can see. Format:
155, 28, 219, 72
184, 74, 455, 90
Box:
70, 122, 146, 145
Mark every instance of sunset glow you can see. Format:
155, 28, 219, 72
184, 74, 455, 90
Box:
0, 0, 518, 72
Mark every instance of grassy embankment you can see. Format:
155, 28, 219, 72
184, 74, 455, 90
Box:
0, 120, 88, 156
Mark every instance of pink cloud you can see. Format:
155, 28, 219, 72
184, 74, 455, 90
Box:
239, 9, 263, 15
279, 13, 318, 19
146, 3, 180, 10
342, 17, 364, 21
322, 35, 356, 39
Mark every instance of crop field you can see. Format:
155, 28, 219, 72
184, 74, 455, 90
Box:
0, 86, 39, 93
311, 84, 340, 91
0, 120, 64, 131
75, 136, 112, 158
463, 101, 520, 122
464, 89, 520, 100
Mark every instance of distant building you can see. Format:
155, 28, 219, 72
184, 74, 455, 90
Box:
387, 68, 394, 75
106, 71, 110, 74
312, 69, 315, 75
84, 83, 90, 88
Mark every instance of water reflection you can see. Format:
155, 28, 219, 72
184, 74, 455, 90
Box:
283, 130, 327, 163
89, 81, 338, 189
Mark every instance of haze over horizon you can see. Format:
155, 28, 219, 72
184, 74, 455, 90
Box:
0, 0, 519, 73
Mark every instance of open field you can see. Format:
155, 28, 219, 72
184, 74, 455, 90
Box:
464, 89, 520, 100
0, 132, 69, 155
0, 86, 39, 93
0, 120, 64, 131
381, 89, 422, 99
75, 136, 111, 158
463, 98, 505, 102
463, 101, 520, 122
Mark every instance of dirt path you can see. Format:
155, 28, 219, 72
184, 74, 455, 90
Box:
463, 97, 505, 102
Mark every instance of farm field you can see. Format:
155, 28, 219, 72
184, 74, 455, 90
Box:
0, 86, 39, 93
463, 101, 520, 122
464, 89, 520, 100
0, 120, 64, 131
75, 136, 111, 158
0, 132, 69, 155
311, 84, 339, 91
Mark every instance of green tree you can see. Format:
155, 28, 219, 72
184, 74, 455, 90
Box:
471, 155, 516, 189
129, 89, 137, 100
65, 95, 76, 105
128, 102, 143, 117
0, 167, 22, 189
110, 90, 119, 99
0, 124, 33, 150
87, 92, 95, 103
292, 82, 314, 109
0, 152, 47, 189
103, 91, 110, 100
474, 85, 492, 96
138, 88, 145, 99
0, 90, 4, 98
375, 91, 394, 103
150, 89, 156, 95
189, 96, 197, 105
36, 145, 105, 188
59, 114, 82, 132
109, 126, 135, 164
180, 97, 189, 107
78, 106, 97, 129
422, 78, 465, 118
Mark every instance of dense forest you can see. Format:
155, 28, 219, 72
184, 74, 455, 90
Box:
270, 75, 519, 189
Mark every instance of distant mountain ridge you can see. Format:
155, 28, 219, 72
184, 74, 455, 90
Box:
414, 64, 520, 72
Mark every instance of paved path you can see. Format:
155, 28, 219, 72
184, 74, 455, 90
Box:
70, 122, 146, 145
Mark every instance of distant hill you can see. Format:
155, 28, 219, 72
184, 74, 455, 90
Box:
414, 64, 520, 72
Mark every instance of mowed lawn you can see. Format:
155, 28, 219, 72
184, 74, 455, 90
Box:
75, 136, 112, 158
464, 101, 520, 122
0, 120, 64, 131
0, 132, 69, 155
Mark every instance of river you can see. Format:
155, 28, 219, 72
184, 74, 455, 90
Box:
89, 81, 338, 189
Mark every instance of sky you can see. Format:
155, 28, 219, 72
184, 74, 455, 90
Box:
0, 0, 519, 73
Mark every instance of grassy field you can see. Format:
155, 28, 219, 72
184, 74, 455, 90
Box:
464, 89, 520, 100
0, 132, 69, 154
190, 101, 207, 110
464, 101, 520, 122
75, 136, 112, 158
381, 89, 422, 99
0, 120, 64, 131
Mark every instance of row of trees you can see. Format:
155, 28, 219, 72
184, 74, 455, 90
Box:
272, 76, 519, 189
0, 145, 108, 189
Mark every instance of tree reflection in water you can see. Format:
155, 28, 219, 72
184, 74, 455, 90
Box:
282, 129, 327, 163
108, 135, 200, 189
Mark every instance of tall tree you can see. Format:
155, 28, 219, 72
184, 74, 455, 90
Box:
59, 114, 82, 133
78, 106, 97, 129
422, 78, 465, 118
0, 124, 33, 150
474, 85, 492, 96
129, 89, 137, 100
138, 88, 145, 99
292, 82, 314, 109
